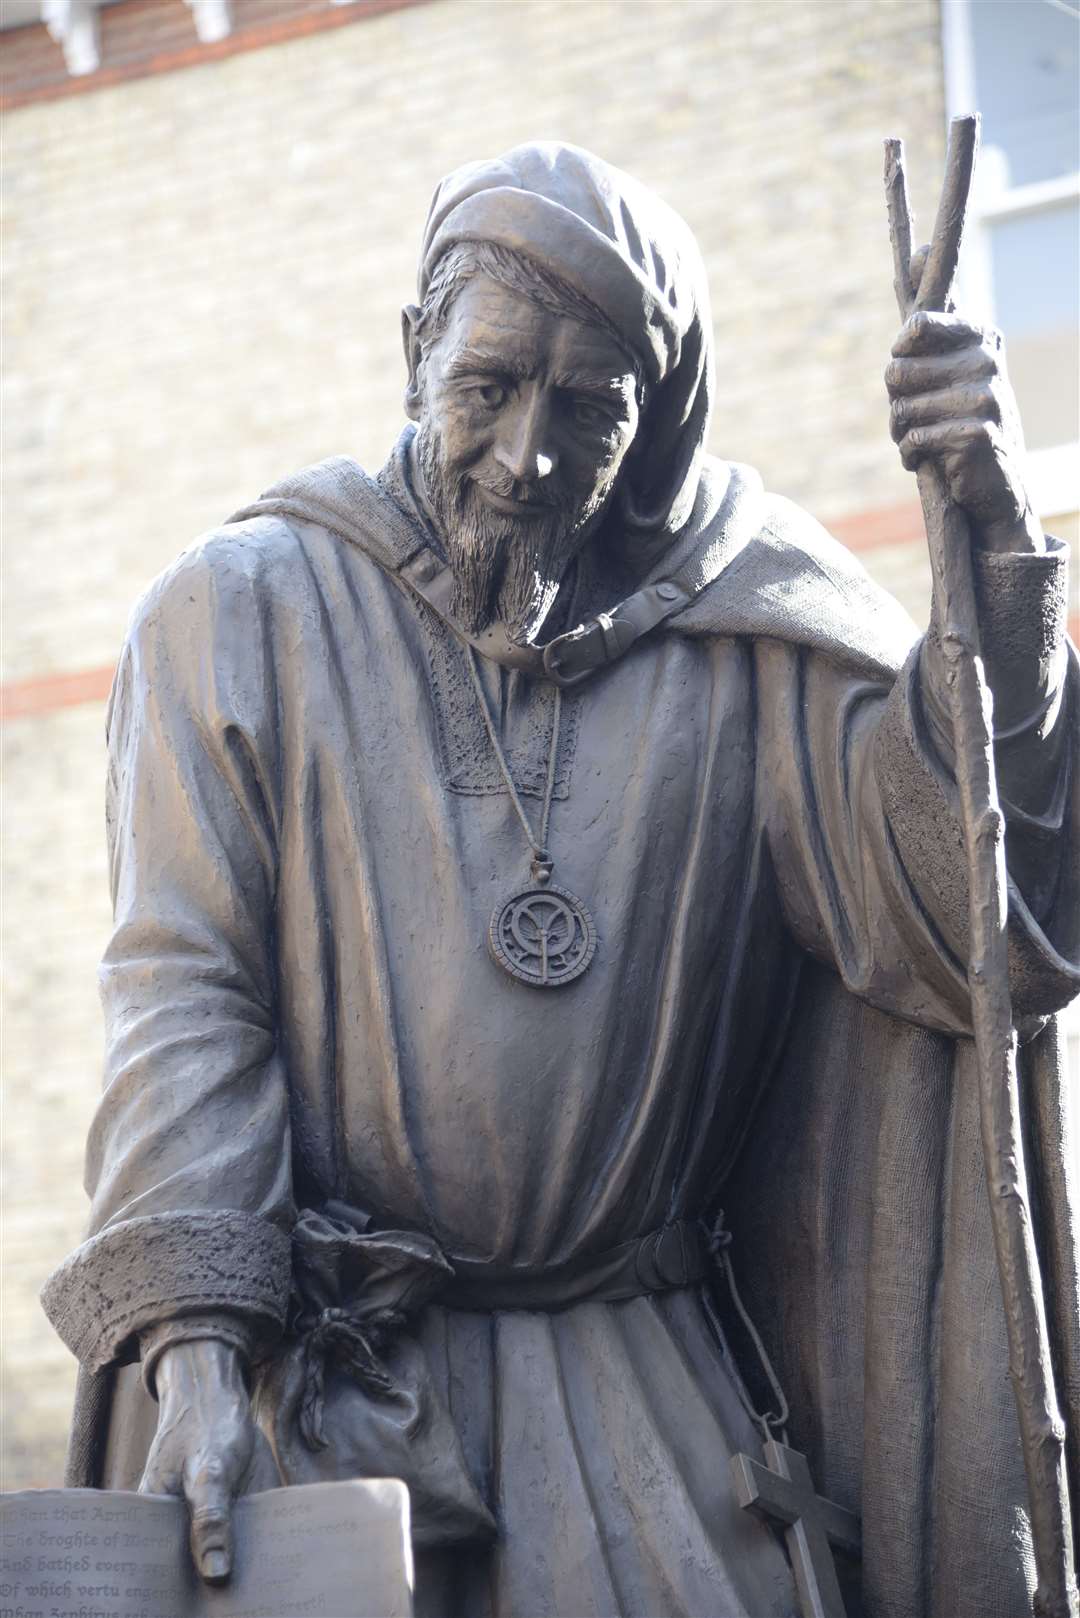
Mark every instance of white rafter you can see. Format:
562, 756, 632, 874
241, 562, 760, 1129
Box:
185, 0, 232, 44
41, 0, 100, 76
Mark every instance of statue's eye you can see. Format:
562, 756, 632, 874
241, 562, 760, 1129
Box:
572, 398, 611, 430
475, 382, 509, 409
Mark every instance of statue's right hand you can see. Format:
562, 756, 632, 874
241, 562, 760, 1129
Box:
138, 1338, 255, 1585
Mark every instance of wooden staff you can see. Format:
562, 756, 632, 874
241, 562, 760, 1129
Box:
884, 116, 1077, 1617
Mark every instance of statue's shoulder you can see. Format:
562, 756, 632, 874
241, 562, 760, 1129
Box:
124, 509, 310, 649
126, 453, 403, 647
683, 457, 919, 675
698, 455, 875, 586
759, 490, 866, 572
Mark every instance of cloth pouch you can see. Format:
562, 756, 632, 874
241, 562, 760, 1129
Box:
252, 1203, 495, 1549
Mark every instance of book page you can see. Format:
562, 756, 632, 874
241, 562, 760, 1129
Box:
1, 1481, 413, 1618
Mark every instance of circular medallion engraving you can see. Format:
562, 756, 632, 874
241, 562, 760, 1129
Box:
488, 883, 597, 987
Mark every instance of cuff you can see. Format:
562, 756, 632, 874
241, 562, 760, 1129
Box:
139, 1311, 259, 1398
874, 644, 1080, 1021
974, 538, 1069, 732
923, 538, 1069, 746
919, 539, 1071, 834
41, 1210, 291, 1373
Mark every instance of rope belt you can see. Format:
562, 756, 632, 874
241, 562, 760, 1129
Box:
287, 1204, 782, 1451
440, 1218, 711, 1312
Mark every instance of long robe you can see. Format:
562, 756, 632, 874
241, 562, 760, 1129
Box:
43, 439, 1079, 1618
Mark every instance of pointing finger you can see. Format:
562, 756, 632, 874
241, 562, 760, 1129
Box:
185, 1463, 235, 1584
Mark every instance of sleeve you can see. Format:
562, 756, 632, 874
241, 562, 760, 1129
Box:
918, 540, 1073, 923
755, 541, 1079, 1038
41, 540, 294, 1373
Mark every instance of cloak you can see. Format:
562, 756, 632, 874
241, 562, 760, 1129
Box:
229, 443, 1080, 1618
43, 143, 1079, 1617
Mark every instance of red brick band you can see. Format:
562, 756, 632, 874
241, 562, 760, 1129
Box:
1, 664, 116, 722
1, 0, 432, 112
825, 500, 924, 552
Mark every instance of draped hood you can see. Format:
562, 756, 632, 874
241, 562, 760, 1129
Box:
419, 141, 714, 539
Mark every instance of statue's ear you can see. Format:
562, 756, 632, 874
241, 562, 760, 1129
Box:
401, 304, 424, 420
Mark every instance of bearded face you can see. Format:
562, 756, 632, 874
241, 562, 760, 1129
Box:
415, 414, 607, 641
407, 273, 643, 644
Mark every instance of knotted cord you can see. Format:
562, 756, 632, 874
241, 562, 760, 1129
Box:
297, 1304, 407, 1451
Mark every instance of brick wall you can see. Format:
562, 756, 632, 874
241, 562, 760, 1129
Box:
2, 0, 954, 1487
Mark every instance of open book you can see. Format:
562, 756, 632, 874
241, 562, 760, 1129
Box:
0, 1480, 412, 1618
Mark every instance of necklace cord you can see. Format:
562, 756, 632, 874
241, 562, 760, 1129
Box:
466, 647, 562, 860
540, 683, 562, 851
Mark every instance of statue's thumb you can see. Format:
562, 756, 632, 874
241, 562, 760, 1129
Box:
909, 244, 929, 299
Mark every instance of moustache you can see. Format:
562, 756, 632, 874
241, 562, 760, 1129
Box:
466, 470, 562, 511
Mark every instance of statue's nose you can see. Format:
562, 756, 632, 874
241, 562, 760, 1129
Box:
493, 392, 557, 482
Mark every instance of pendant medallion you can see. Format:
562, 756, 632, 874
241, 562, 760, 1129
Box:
488, 882, 597, 987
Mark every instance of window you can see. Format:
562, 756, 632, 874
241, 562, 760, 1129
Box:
943, 0, 1079, 516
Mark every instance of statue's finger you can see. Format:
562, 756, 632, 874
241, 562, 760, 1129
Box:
890, 383, 998, 442
909, 243, 930, 296
137, 1453, 181, 1498
892, 310, 986, 358
885, 348, 996, 396
186, 1464, 234, 1585
896, 416, 993, 471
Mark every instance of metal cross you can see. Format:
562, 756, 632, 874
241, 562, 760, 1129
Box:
731, 1437, 861, 1618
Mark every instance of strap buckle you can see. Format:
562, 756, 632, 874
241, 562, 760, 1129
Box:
542, 620, 609, 687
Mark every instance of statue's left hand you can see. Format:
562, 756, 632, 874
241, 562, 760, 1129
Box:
139, 1339, 256, 1585
885, 307, 1044, 555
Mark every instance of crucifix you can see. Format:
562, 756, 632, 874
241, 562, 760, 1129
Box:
731, 1437, 861, 1618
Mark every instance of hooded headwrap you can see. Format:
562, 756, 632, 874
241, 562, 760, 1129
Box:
419, 142, 714, 538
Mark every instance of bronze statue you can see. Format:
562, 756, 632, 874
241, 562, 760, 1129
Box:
42, 141, 1079, 1618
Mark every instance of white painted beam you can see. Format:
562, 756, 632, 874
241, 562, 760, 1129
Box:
42, 0, 100, 76
186, 0, 232, 45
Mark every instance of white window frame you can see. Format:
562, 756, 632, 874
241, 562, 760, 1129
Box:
942, 0, 1080, 519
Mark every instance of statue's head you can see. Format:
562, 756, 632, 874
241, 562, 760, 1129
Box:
403, 240, 646, 639
403, 143, 715, 642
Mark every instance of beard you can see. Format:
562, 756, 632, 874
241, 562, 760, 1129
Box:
416, 422, 608, 643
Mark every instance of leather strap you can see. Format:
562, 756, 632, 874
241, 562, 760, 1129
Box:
234, 447, 762, 687
394, 470, 757, 687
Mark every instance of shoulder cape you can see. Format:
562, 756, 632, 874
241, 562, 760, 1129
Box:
230, 438, 920, 685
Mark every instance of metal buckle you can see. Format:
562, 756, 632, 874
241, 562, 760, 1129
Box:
542, 623, 604, 687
